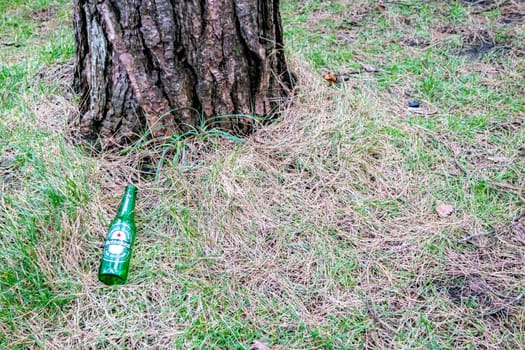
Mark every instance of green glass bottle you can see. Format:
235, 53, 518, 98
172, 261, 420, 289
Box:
98, 185, 137, 285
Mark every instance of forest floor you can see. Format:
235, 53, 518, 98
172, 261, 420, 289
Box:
1, 0, 524, 349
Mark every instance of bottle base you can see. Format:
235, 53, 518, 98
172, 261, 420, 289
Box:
99, 273, 127, 285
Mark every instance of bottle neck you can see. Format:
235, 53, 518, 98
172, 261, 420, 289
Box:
116, 185, 137, 219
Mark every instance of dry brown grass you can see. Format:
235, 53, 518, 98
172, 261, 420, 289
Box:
11, 55, 520, 348
2, 0, 525, 348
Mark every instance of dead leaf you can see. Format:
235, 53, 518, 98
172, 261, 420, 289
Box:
250, 340, 269, 350
377, 3, 387, 12
469, 280, 488, 294
436, 203, 455, 217
324, 72, 352, 84
324, 72, 338, 83
362, 63, 379, 73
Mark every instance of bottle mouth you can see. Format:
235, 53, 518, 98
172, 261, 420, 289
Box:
99, 274, 126, 285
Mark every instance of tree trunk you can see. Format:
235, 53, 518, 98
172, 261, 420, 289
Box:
72, 0, 291, 147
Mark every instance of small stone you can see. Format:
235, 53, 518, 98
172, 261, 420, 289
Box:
436, 203, 455, 217
250, 340, 269, 350
408, 100, 420, 108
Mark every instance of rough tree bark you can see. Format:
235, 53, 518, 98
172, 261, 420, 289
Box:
72, 0, 292, 147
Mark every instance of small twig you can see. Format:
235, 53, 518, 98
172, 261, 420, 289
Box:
365, 300, 399, 336
363, 260, 398, 337
477, 292, 525, 318
451, 157, 469, 175
424, 134, 468, 175
459, 229, 496, 242
471, 0, 511, 14
512, 210, 525, 223
384, 0, 432, 6
489, 182, 525, 203
459, 210, 525, 243
0, 41, 21, 47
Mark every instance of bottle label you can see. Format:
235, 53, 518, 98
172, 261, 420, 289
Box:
103, 222, 132, 262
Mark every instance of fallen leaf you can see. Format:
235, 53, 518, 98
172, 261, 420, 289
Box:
324, 72, 352, 84
324, 72, 338, 83
362, 63, 379, 73
436, 203, 455, 217
250, 340, 269, 350
469, 280, 488, 294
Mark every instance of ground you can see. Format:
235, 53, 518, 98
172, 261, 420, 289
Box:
0, 0, 524, 349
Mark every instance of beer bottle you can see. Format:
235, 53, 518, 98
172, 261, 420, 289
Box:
98, 185, 137, 285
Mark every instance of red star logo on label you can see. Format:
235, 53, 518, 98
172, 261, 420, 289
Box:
116, 232, 122, 238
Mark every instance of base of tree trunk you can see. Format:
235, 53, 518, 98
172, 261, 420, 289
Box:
71, 0, 293, 149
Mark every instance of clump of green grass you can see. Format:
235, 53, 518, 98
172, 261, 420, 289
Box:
1, 0, 524, 349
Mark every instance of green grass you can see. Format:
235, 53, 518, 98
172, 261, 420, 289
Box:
1, 0, 524, 348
